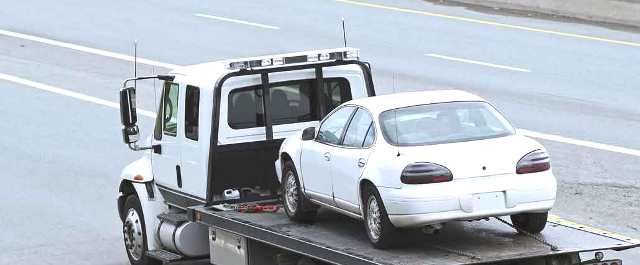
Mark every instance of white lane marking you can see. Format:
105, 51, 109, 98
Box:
518, 129, 640, 157
0, 29, 180, 69
0, 73, 156, 118
425, 53, 531, 73
194, 13, 280, 30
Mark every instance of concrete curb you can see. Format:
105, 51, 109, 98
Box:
442, 0, 640, 28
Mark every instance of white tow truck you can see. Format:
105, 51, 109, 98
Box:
116, 48, 638, 265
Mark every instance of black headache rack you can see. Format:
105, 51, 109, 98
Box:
187, 204, 639, 265
204, 54, 376, 206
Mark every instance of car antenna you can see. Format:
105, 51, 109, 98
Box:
393, 73, 400, 157
341, 17, 347, 47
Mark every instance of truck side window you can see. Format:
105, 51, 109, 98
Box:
163, 83, 179, 136
228, 78, 351, 129
185, 85, 200, 141
153, 83, 167, 140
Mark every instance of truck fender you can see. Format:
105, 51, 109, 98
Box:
120, 156, 154, 183
117, 159, 167, 251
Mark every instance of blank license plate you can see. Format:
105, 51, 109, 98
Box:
473, 192, 505, 212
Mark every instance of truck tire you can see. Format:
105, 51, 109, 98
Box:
282, 161, 317, 223
363, 186, 397, 249
122, 194, 160, 265
510, 212, 548, 234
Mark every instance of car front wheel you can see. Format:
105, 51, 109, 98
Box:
363, 186, 397, 249
282, 161, 317, 223
510, 212, 548, 234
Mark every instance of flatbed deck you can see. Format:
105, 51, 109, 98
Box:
190, 205, 639, 265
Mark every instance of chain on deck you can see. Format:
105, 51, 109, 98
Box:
493, 217, 560, 251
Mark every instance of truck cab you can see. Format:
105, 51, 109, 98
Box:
117, 48, 374, 264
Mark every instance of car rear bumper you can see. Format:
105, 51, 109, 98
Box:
388, 199, 555, 228
378, 171, 556, 228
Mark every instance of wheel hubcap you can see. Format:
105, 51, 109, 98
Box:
123, 208, 144, 261
285, 172, 298, 213
367, 196, 382, 241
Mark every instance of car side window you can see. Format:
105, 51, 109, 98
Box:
342, 108, 374, 148
185, 85, 200, 141
163, 82, 179, 137
316, 106, 355, 145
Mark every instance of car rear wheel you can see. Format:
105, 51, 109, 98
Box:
282, 161, 317, 223
363, 186, 397, 249
510, 212, 548, 234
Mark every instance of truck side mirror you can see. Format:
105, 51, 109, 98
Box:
120, 87, 137, 127
120, 87, 139, 144
301, 127, 316, 141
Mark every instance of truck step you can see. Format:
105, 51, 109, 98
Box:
157, 213, 189, 224
147, 249, 183, 262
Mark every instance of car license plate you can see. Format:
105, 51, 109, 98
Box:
582, 260, 622, 265
472, 192, 505, 212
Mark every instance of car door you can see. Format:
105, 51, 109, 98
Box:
300, 106, 355, 205
331, 108, 376, 214
152, 81, 182, 191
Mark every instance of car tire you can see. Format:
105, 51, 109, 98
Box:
122, 195, 160, 265
510, 212, 548, 234
282, 161, 317, 223
363, 186, 397, 249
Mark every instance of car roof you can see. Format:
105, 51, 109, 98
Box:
347, 90, 486, 115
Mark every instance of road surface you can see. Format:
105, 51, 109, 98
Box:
0, 0, 638, 264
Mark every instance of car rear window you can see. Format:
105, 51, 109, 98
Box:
379, 101, 515, 146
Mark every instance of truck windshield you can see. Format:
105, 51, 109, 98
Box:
379, 101, 515, 146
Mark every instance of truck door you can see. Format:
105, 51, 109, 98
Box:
179, 85, 207, 198
152, 81, 183, 193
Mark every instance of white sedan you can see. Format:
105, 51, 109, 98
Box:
275, 90, 557, 248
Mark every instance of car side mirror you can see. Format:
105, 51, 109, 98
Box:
120, 86, 139, 144
301, 127, 316, 141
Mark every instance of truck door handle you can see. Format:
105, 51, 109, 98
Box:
176, 165, 182, 188
357, 158, 366, 168
323, 152, 331, 161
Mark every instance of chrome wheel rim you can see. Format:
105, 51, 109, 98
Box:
285, 172, 298, 214
367, 196, 382, 241
123, 208, 144, 261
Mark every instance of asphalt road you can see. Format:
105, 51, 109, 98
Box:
0, 0, 638, 264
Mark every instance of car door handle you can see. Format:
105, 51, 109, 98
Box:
323, 152, 331, 161
357, 158, 366, 168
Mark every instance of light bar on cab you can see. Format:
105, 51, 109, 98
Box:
227, 48, 360, 70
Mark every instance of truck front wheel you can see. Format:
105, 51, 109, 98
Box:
510, 212, 548, 234
122, 195, 160, 265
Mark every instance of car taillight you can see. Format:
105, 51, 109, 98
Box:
516, 150, 550, 174
401, 163, 453, 184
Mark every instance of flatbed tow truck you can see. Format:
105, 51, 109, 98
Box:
116, 48, 639, 265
